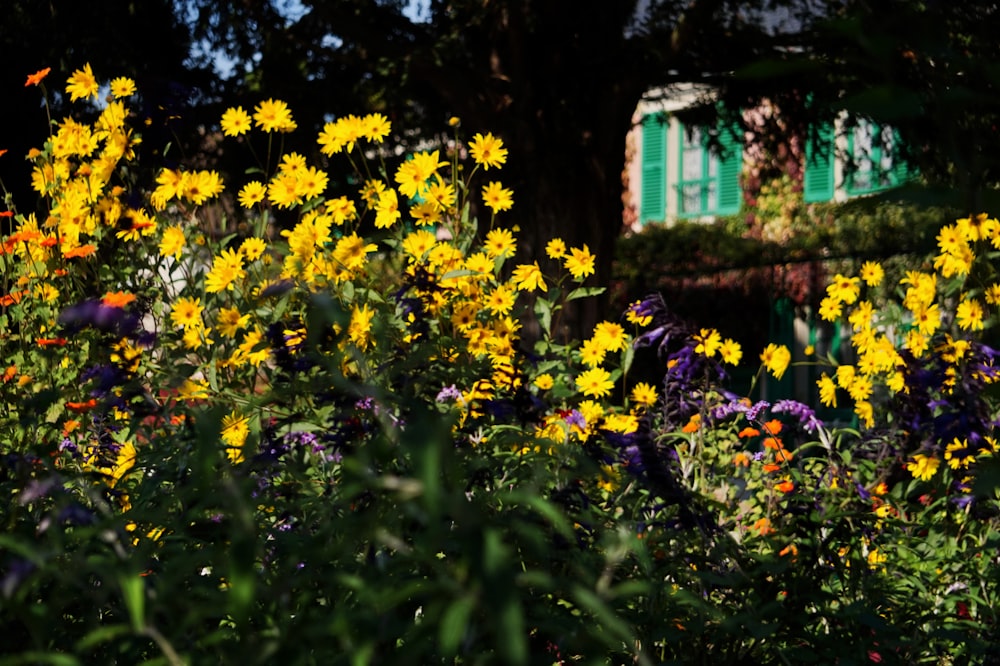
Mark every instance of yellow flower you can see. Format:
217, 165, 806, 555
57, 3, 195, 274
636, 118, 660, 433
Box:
855, 400, 874, 428
626, 301, 652, 327
630, 382, 658, 407
906, 453, 940, 481
719, 338, 742, 365
159, 226, 185, 260
760, 344, 791, 380
826, 274, 860, 305
221, 411, 249, 464
177, 378, 209, 401
325, 196, 358, 225
362, 113, 391, 142
576, 367, 614, 399
945, 439, 975, 469
485, 284, 516, 316
240, 237, 267, 262
693, 328, 721, 358
817, 373, 837, 407
533, 373, 554, 390
545, 238, 567, 259
65, 63, 99, 102
318, 115, 364, 154
511, 262, 547, 293
469, 132, 508, 170
484, 228, 517, 259
181, 170, 224, 205
374, 188, 400, 229
348, 304, 375, 350
333, 233, 378, 271
579, 337, 606, 368
986, 283, 1000, 306
170, 297, 204, 329
151, 168, 184, 209
395, 150, 447, 199
402, 229, 438, 260
593, 321, 627, 352
205, 248, 247, 293
216, 307, 250, 338
956, 297, 985, 331
911, 303, 941, 336
818, 296, 842, 322
253, 98, 297, 133
181, 323, 212, 350
221, 106, 253, 137
859, 261, 884, 287
564, 245, 596, 280
109, 77, 136, 99
482, 181, 514, 213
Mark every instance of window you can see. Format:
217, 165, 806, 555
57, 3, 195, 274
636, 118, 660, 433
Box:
640, 114, 667, 223
846, 119, 908, 195
676, 123, 741, 217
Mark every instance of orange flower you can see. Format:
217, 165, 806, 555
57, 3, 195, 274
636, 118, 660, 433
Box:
2, 365, 16, 383
681, 414, 701, 433
779, 543, 798, 558
751, 517, 772, 536
0, 211, 13, 218
762, 462, 782, 473
775, 478, 795, 493
63, 244, 97, 259
102, 291, 136, 308
62, 419, 81, 435
40, 236, 57, 247
762, 436, 783, 450
25, 67, 51, 87
762, 419, 783, 435
66, 398, 98, 413
36, 337, 67, 347
737, 426, 760, 439
733, 452, 750, 467
0, 149, 7, 158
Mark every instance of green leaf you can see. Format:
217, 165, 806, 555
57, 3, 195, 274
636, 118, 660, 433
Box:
0, 653, 81, 666
118, 574, 145, 632
569, 585, 635, 649
438, 595, 476, 656
566, 286, 605, 301
497, 597, 527, 665
621, 344, 635, 377
75, 624, 132, 652
534, 297, 553, 336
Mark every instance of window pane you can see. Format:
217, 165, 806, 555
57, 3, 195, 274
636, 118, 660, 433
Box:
681, 184, 702, 213
852, 120, 874, 191
682, 128, 703, 181
879, 126, 894, 186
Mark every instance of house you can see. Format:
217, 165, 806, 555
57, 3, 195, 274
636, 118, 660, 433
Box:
626, 85, 914, 228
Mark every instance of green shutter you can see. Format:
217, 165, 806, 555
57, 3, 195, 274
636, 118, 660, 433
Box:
890, 129, 915, 186
716, 124, 742, 215
804, 122, 835, 202
640, 114, 666, 223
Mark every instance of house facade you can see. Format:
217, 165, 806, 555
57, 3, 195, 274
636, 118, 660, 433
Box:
625, 85, 914, 228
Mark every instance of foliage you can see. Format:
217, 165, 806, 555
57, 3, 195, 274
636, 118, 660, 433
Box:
2, 65, 1000, 666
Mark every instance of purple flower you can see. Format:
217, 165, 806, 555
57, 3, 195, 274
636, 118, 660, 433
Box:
711, 399, 749, 421
435, 385, 463, 403
746, 400, 771, 423
771, 399, 823, 433
564, 410, 586, 430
